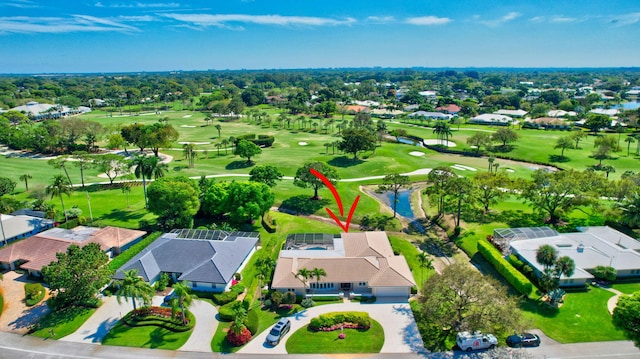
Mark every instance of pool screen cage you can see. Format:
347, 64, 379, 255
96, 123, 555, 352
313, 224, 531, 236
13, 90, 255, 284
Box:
285, 233, 336, 250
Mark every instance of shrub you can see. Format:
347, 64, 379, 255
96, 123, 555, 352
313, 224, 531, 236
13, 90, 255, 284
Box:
218, 300, 249, 322
213, 290, 239, 305
154, 273, 170, 291
245, 309, 260, 335
25, 282, 45, 306
231, 283, 245, 294
593, 266, 617, 282
301, 298, 315, 308
283, 291, 296, 305
312, 295, 341, 302
522, 265, 534, 277
477, 240, 534, 296
226, 327, 252, 346
507, 254, 525, 270
309, 312, 371, 332
262, 299, 272, 309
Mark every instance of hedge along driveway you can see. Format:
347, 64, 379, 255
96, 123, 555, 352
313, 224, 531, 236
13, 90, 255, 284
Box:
238, 301, 424, 355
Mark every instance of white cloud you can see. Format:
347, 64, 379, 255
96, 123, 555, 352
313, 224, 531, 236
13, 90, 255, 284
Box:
366, 16, 395, 24
479, 11, 521, 27
95, 2, 180, 8
550, 16, 577, 23
611, 12, 640, 26
529, 16, 545, 23
118, 15, 156, 22
1, 0, 38, 8
0, 15, 140, 34
405, 16, 451, 26
161, 13, 356, 28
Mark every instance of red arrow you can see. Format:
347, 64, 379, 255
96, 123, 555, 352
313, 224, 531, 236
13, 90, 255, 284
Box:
309, 168, 360, 232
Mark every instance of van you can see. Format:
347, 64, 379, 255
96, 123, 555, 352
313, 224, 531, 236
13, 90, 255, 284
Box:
456, 331, 497, 351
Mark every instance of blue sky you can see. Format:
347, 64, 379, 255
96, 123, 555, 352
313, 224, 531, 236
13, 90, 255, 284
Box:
1, 0, 639, 73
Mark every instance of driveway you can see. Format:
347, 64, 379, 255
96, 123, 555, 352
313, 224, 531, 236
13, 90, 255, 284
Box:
0, 271, 50, 334
238, 299, 424, 354
177, 299, 218, 352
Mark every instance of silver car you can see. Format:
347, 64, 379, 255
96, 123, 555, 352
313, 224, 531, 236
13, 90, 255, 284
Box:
265, 318, 291, 346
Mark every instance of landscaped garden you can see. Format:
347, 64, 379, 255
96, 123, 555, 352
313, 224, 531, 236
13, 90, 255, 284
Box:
286, 312, 384, 354
102, 307, 195, 350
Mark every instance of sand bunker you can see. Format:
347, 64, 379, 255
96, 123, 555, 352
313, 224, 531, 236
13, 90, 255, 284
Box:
179, 141, 210, 145
298, 142, 308, 146
451, 164, 477, 171
180, 125, 196, 128
182, 115, 192, 118
506, 169, 515, 173
409, 151, 426, 156
423, 139, 457, 147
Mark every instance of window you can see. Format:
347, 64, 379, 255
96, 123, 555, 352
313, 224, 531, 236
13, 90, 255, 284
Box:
193, 282, 198, 288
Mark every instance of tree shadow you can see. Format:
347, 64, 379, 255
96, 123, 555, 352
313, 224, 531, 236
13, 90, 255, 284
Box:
225, 161, 254, 170
492, 210, 544, 228
489, 145, 515, 153
549, 154, 571, 163
173, 165, 188, 172
518, 298, 559, 319
279, 195, 330, 215
145, 327, 177, 349
102, 208, 145, 222
328, 156, 364, 168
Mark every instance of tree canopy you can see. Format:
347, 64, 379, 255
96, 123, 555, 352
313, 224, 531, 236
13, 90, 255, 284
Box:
235, 139, 262, 164
293, 161, 340, 200
42, 243, 111, 310
249, 165, 283, 187
337, 127, 377, 160
147, 176, 200, 230
613, 291, 640, 348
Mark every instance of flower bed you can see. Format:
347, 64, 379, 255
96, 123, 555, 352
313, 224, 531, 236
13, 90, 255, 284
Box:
125, 306, 192, 332
309, 311, 371, 332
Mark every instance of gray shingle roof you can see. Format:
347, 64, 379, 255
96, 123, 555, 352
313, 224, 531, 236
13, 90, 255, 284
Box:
114, 230, 258, 285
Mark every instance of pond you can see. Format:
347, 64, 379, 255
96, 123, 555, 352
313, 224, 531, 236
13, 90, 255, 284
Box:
397, 137, 422, 146
612, 102, 640, 111
383, 190, 415, 219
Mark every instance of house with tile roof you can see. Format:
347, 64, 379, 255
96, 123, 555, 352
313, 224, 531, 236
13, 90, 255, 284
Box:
271, 231, 415, 298
507, 226, 640, 287
114, 229, 258, 292
0, 226, 146, 276
435, 104, 461, 114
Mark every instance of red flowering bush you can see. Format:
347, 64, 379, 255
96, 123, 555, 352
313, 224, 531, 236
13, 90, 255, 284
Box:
226, 327, 252, 346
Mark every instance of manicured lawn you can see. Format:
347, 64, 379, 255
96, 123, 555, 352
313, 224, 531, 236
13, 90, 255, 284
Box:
611, 282, 640, 294
388, 234, 432, 289
102, 311, 195, 350
286, 319, 384, 354
520, 286, 626, 343
30, 306, 96, 339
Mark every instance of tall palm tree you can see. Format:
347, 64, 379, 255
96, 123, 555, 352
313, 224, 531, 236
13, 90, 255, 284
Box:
171, 281, 193, 325
115, 269, 154, 312
310, 267, 327, 294
48, 157, 73, 187
229, 301, 248, 335
416, 252, 434, 287
151, 161, 168, 180
215, 124, 222, 138
46, 175, 72, 222
296, 268, 312, 294
183, 143, 196, 168
19, 174, 32, 192
221, 139, 229, 154
130, 154, 161, 207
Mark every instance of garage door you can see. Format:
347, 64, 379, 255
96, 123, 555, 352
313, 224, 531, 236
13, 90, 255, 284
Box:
373, 287, 408, 297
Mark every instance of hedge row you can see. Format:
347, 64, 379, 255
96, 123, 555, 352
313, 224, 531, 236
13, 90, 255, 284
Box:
108, 231, 163, 273
213, 284, 245, 305
235, 134, 275, 147
245, 308, 260, 335
477, 240, 534, 296
309, 311, 371, 332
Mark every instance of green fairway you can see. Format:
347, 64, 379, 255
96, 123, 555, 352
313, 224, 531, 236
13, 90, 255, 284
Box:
285, 320, 384, 354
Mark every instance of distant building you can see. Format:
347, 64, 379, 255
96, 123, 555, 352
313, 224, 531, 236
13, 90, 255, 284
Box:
8, 102, 79, 121
435, 104, 461, 114
0, 213, 54, 245
469, 113, 515, 126
495, 109, 528, 118
408, 111, 452, 120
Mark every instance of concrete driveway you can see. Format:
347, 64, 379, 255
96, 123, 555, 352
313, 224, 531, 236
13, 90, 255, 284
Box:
238, 299, 424, 354
0, 271, 50, 334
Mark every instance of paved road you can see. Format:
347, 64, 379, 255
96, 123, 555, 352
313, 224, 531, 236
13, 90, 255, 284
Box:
239, 299, 424, 354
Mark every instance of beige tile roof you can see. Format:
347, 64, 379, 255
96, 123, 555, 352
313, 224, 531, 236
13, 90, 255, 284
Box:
272, 231, 415, 290
0, 226, 146, 272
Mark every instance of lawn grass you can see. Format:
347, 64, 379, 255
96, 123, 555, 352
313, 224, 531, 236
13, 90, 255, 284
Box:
611, 282, 640, 294
102, 311, 195, 350
388, 234, 433, 289
520, 286, 626, 343
30, 306, 96, 339
285, 319, 384, 354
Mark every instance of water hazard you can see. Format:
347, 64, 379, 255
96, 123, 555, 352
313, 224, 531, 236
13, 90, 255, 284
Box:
383, 190, 415, 219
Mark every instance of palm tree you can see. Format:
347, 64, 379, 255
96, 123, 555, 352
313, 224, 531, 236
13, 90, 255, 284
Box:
618, 192, 640, 228
221, 139, 229, 155
536, 244, 558, 271
311, 267, 327, 294
229, 301, 247, 335
487, 156, 496, 173
214, 143, 222, 156
19, 174, 32, 192
171, 281, 193, 325
183, 143, 196, 168
115, 269, 154, 312
46, 175, 72, 222
151, 161, 168, 179
215, 124, 222, 138
130, 154, 161, 207
296, 268, 312, 294
121, 182, 132, 208
432, 121, 452, 146
48, 157, 73, 187
625, 136, 636, 156
416, 252, 434, 287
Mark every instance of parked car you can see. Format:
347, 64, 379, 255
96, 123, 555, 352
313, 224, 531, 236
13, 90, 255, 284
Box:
506, 332, 541, 348
265, 318, 291, 346
456, 331, 497, 351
